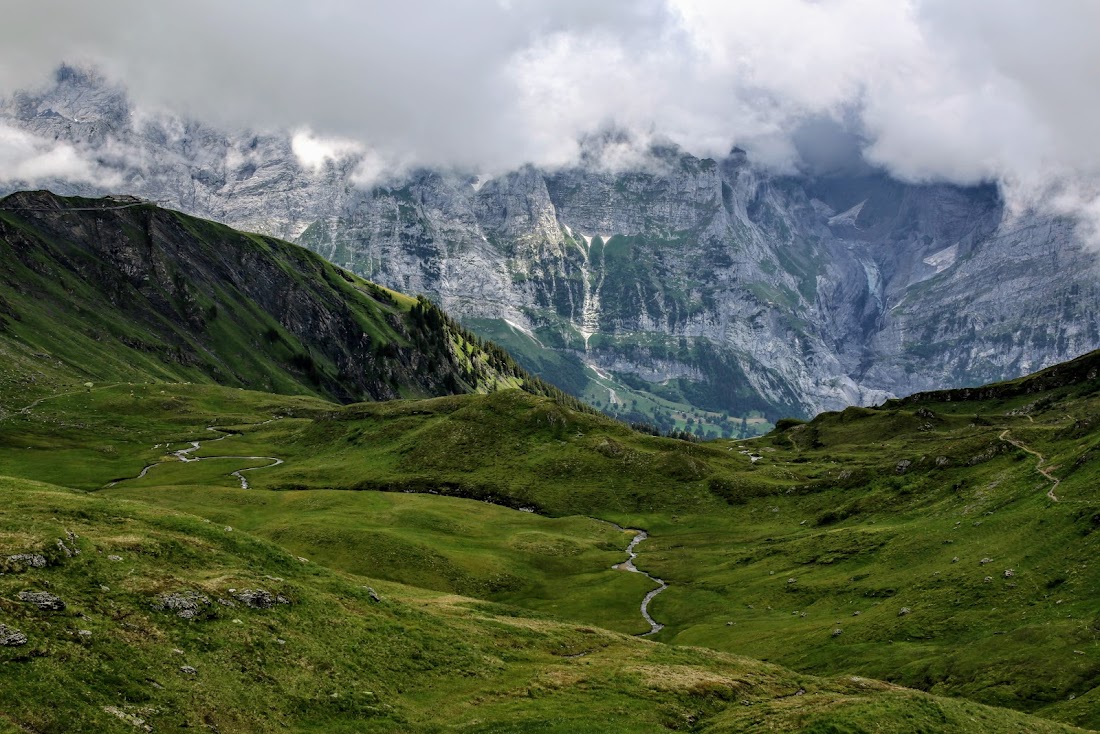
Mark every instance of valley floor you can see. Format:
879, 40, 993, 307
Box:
3, 374, 1100, 731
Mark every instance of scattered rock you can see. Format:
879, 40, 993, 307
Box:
852, 610, 861, 616
366, 587, 381, 603
895, 460, 912, 474
223, 526, 233, 532
107, 555, 123, 562
0, 624, 27, 646
832, 628, 843, 636
275, 638, 286, 645
898, 607, 911, 616
935, 456, 949, 467
77, 629, 92, 637
233, 589, 290, 609
980, 558, 993, 565
56, 538, 79, 557
216, 597, 236, 607
297, 557, 309, 563
952, 557, 959, 563
103, 705, 151, 732
1003, 569, 1016, 578
6, 553, 47, 568
152, 591, 211, 619
983, 576, 993, 583
18, 590, 66, 611
787, 578, 797, 584
179, 665, 197, 675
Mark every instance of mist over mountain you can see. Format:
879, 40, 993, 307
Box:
1, 66, 1098, 431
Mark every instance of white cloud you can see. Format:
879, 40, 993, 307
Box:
290, 129, 364, 173
0, 124, 119, 186
1, 0, 1100, 232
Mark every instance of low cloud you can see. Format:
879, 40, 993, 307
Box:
0, 123, 119, 186
1, 0, 1099, 233
290, 129, 364, 173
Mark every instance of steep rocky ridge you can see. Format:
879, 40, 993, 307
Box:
0, 190, 569, 407
4, 67, 1099, 430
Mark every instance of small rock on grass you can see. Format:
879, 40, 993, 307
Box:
5, 554, 47, 568
233, 589, 290, 609
152, 591, 210, 619
18, 590, 65, 611
0, 624, 27, 646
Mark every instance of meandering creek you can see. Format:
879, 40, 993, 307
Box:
107, 424, 283, 488
108, 423, 668, 635
610, 526, 668, 636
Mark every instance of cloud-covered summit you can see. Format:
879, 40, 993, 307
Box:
1, 0, 1099, 224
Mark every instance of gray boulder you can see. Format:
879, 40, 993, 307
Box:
0, 624, 27, 646
18, 590, 65, 611
152, 591, 211, 619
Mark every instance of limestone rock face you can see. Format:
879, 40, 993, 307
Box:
4, 68, 1099, 422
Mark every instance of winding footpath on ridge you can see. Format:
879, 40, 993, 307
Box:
999, 429, 1060, 502
107, 422, 283, 489
608, 525, 668, 636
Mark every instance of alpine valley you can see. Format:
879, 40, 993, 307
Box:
1, 193, 1100, 733
5, 67, 1100, 438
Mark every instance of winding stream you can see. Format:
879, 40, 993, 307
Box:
107, 422, 668, 635
107, 424, 283, 489
610, 527, 668, 636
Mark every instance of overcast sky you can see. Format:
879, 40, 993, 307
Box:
1, 0, 1099, 224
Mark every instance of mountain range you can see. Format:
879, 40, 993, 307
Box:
3, 65, 1099, 437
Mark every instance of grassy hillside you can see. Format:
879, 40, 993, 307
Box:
0, 191, 582, 410
43, 354, 1100, 730
0, 474, 1086, 733
3, 365, 1100, 726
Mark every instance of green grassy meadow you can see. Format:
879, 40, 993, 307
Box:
3, 195, 1100, 731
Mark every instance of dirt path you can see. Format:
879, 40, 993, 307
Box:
107, 423, 283, 489
999, 429, 1060, 502
0, 383, 121, 423
608, 525, 668, 636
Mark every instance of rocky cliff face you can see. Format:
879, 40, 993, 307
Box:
4, 67, 1099, 431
